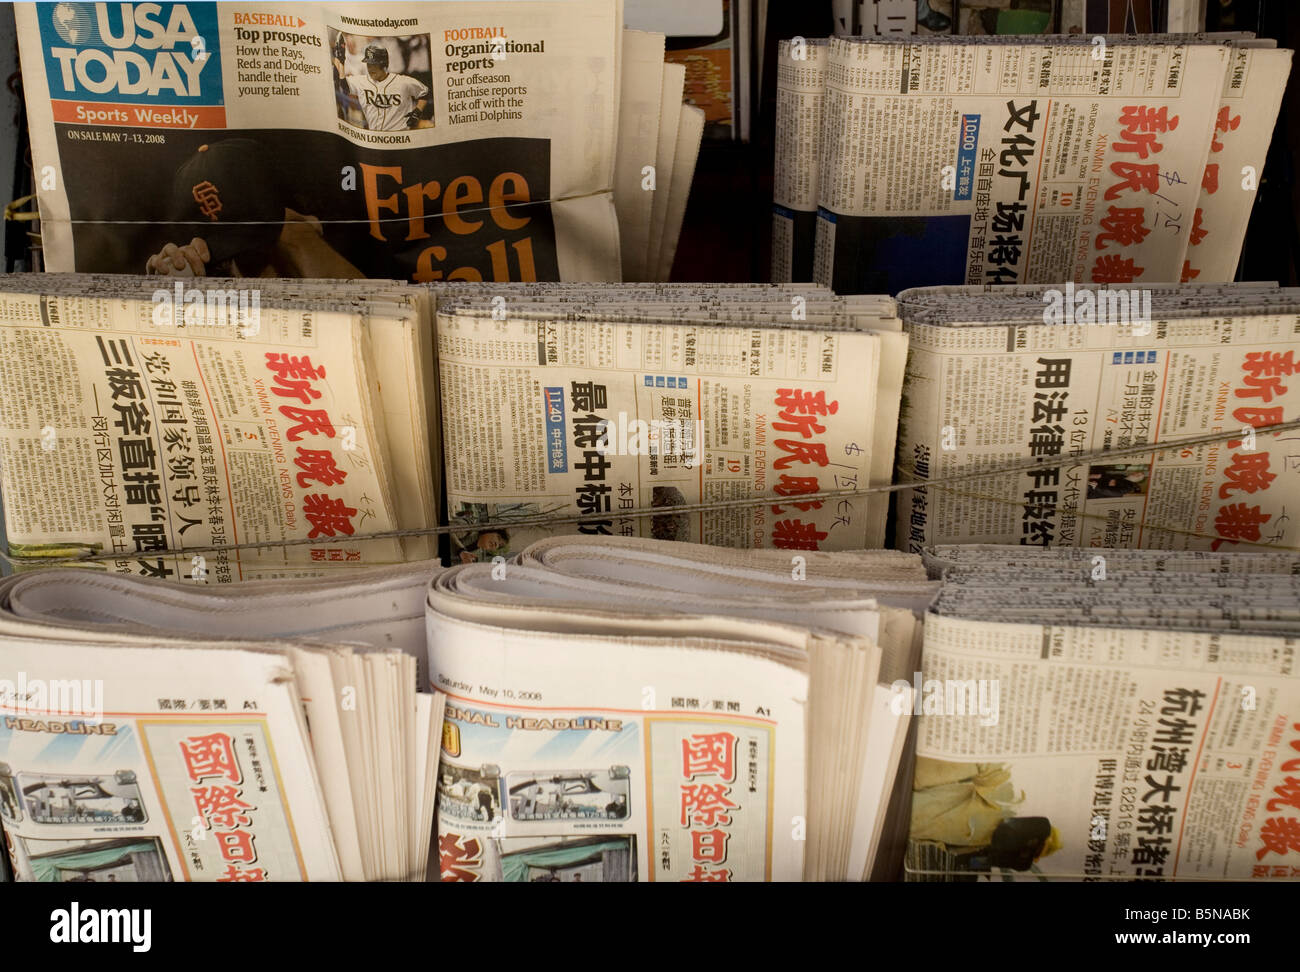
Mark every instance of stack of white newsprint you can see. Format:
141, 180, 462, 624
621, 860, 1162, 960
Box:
15, 1, 703, 283
894, 282, 1300, 553
0, 534, 938, 882
772, 32, 1291, 291
431, 282, 907, 559
0, 272, 438, 578
909, 545, 1300, 881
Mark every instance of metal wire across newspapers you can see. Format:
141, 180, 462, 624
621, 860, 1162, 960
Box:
46, 202, 610, 230
8, 419, 1300, 568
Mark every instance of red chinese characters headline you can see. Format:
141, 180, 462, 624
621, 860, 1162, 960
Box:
679, 731, 739, 882
179, 732, 266, 881
1093, 105, 1182, 285
770, 388, 837, 551
264, 353, 358, 545
1184, 106, 1243, 281
439, 833, 483, 882
1211, 351, 1294, 550
1252, 721, 1300, 875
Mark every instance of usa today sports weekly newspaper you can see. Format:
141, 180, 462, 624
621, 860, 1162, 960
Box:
17, 1, 622, 282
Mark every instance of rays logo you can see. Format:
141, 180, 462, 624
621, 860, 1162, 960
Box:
364, 90, 403, 109
40, 2, 223, 103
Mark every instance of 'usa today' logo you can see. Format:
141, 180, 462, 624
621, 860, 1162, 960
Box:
40, 2, 223, 104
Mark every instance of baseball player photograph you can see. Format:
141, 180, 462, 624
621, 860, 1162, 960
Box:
331, 31, 434, 132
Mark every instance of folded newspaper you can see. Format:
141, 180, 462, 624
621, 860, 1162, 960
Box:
0, 562, 444, 882
0, 273, 438, 577
427, 534, 934, 881
908, 544, 1300, 881
894, 281, 1300, 552
431, 281, 907, 555
16, 1, 704, 282
771, 32, 1291, 292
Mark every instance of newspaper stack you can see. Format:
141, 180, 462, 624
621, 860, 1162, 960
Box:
0, 562, 443, 882
907, 544, 1300, 881
0, 274, 906, 576
894, 282, 1300, 553
772, 32, 1291, 291
428, 534, 937, 881
0, 534, 938, 882
431, 281, 907, 559
0, 273, 438, 579
15, 1, 703, 282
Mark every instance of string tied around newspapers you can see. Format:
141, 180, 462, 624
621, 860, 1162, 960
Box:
9, 419, 1300, 569
41, 198, 601, 230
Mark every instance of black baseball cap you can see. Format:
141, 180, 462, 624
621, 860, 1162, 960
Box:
362, 44, 388, 67
169, 139, 285, 267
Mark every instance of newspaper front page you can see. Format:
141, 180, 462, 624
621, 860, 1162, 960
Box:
814, 39, 1229, 292
427, 584, 808, 882
0, 289, 405, 579
909, 611, 1299, 880
897, 311, 1300, 552
436, 308, 884, 558
16, 1, 621, 281
0, 630, 342, 882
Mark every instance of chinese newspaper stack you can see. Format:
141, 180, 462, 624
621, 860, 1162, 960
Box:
428, 534, 936, 881
894, 282, 1300, 553
15, 1, 704, 283
0, 273, 438, 579
0, 535, 938, 882
432, 282, 907, 561
771, 32, 1290, 293
0, 274, 905, 574
0, 562, 445, 882
908, 545, 1300, 881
